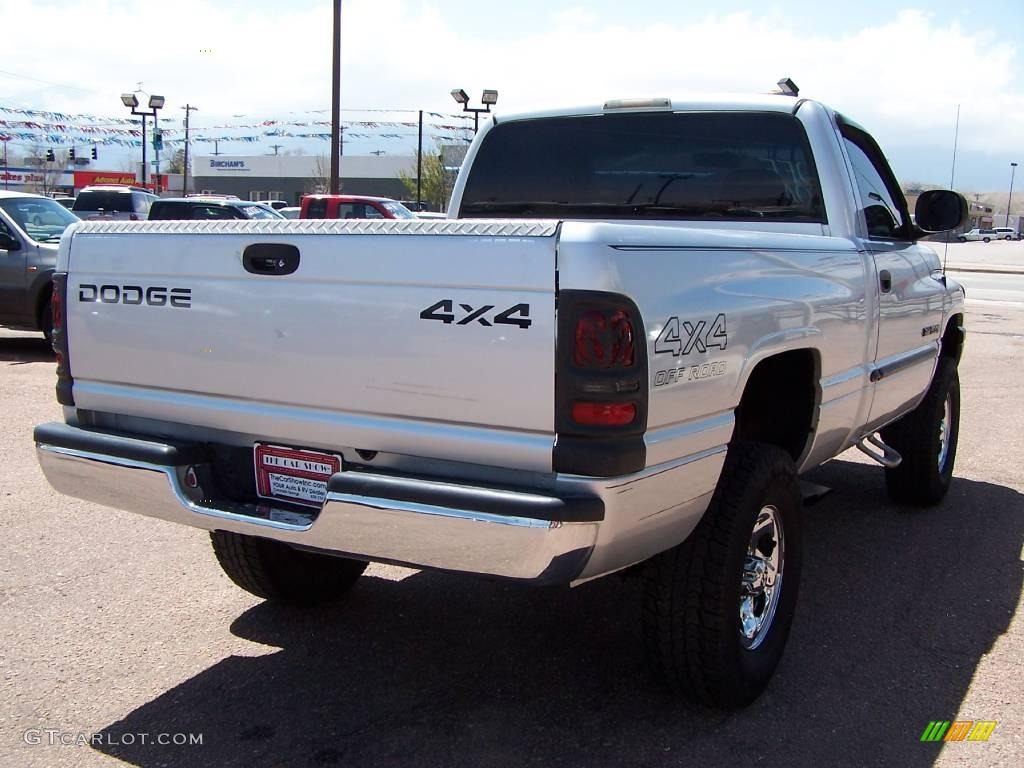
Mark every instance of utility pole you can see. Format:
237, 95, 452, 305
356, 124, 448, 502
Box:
213, 140, 220, 156
270, 144, 283, 155
1007, 162, 1018, 228
182, 104, 198, 196
417, 109, 423, 207
329, 0, 342, 193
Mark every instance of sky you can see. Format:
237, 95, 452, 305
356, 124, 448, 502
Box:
1, 0, 1022, 191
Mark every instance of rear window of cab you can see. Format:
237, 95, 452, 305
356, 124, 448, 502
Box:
460, 111, 826, 223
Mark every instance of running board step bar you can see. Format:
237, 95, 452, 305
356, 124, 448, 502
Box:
855, 433, 902, 468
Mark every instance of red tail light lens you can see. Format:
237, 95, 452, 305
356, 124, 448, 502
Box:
574, 308, 635, 368
571, 401, 637, 426
51, 283, 62, 331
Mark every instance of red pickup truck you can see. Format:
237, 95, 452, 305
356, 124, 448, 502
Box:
300, 195, 416, 220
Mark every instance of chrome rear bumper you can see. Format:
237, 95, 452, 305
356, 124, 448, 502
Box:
34, 422, 600, 584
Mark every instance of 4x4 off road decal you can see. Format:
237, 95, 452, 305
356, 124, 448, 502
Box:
655, 313, 728, 356
419, 300, 532, 329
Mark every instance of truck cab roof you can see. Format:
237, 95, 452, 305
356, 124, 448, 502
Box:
494, 93, 806, 126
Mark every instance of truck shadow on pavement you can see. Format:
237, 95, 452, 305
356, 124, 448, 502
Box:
92, 460, 1022, 768
0, 335, 53, 364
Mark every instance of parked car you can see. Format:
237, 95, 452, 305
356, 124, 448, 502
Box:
300, 194, 416, 220
414, 211, 448, 220
147, 198, 286, 220
279, 207, 301, 219
0, 190, 80, 340
992, 227, 1018, 240
258, 200, 289, 211
958, 228, 999, 242
53, 197, 76, 209
399, 200, 431, 212
72, 185, 158, 221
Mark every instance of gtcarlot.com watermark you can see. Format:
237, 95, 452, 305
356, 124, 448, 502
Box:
23, 729, 203, 747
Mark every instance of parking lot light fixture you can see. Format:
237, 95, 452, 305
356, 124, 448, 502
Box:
121, 88, 165, 190
450, 88, 498, 134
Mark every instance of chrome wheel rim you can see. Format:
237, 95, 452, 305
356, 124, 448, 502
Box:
938, 393, 952, 471
739, 505, 784, 650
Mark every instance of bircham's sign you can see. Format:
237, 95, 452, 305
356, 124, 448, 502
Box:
209, 159, 249, 171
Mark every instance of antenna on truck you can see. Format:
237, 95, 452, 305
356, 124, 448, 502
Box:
942, 104, 961, 274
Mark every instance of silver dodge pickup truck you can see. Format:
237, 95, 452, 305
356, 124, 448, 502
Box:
35, 92, 967, 707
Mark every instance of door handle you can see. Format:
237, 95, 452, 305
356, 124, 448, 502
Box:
243, 244, 299, 275
879, 270, 892, 293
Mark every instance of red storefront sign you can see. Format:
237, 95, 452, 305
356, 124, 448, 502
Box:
74, 170, 170, 190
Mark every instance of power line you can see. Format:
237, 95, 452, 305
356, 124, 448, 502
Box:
0, 68, 98, 95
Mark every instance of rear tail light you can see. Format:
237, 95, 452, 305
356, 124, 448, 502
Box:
574, 309, 635, 368
571, 402, 637, 426
555, 291, 647, 476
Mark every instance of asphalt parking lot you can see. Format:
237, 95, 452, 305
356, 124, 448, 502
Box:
1, 299, 1021, 767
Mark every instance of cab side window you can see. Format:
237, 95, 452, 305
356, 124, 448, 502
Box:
841, 128, 908, 240
305, 199, 328, 218
191, 205, 236, 220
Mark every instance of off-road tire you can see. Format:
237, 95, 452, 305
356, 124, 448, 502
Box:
210, 531, 367, 605
881, 357, 960, 506
641, 441, 803, 708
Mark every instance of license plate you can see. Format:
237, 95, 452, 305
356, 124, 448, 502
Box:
254, 443, 343, 508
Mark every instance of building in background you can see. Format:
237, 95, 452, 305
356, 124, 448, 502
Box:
190, 154, 415, 204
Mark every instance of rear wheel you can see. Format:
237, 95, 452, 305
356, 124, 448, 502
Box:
881, 357, 960, 506
983, 236, 991, 242
641, 442, 803, 708
210, 531, 367, 605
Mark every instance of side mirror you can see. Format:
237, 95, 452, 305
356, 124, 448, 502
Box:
0, 232, 21, 251
915, 190, 968, 233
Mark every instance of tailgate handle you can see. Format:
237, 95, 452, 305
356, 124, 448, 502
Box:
243, 244, 300, 275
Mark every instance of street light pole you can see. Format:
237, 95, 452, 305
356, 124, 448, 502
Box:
121, 91, 164, 189
1007, 162, 1018, 228
140, 113, 147, 187
1, 137, 8, 190
329, 0, 342, 194
181, 104, 198, 196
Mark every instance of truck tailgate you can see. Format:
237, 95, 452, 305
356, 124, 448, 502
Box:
63, 219, 559, 471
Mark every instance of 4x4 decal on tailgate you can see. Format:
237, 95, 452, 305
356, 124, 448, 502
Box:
655, 313, 728, 356
420, 300, 532, 329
